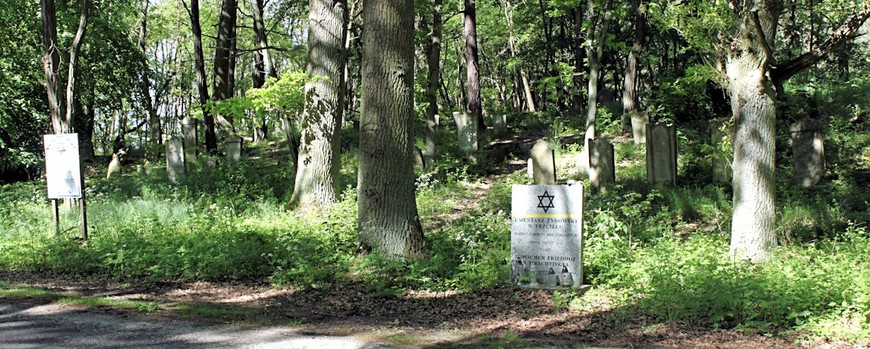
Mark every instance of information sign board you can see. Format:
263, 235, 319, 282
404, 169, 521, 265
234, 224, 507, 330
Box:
44, 134, 82, 199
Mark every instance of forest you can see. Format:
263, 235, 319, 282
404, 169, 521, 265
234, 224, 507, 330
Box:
1, 0, 870, 347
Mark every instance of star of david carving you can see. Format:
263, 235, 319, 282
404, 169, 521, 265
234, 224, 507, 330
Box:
537, 190, 555, 213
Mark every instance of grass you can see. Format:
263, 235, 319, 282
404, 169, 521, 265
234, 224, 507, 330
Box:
0, 284, 160, 312
1, 117, 870, 342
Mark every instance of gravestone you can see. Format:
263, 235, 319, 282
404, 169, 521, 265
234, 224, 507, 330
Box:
453, 111, 478, 151
790, 118, 825, 187
646, 124, 677, 185
530, 140, 556, 185
165, 137, 185, 183
225, 136, 242, 162
587, 138, 615, 187
493, 114, 507, 137
181, 116, 198, 161
106, 150, 124, 179
710, 118, 733, 184
511, 184, 584, 288
629, 111, 649, 144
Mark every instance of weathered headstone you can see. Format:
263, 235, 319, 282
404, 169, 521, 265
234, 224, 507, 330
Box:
646, 124, 677, 185
181, 116, 198, 161
790, 118, 825, 187
511, 184, 584, 288
106, 150, 124, 179
493, 114, 507, 137
453, 111, 478, 151
166, 137, 185, 183
629, 111, 649, 144
530, 140, 556, 185
587, 138, 615, 187
710, 118, 733, 184
225, 136, 242, 162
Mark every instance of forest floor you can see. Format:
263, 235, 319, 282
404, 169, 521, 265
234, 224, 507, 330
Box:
2, 272, 863, 348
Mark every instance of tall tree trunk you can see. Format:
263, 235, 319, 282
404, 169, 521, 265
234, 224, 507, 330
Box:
358, 0, 425, 257
537, 0, 553, 110
64, 0, 89, 136
727, 1, 781, 263
583, 0, 613, 141
139, 0, 161, 159
728, 1, 870, 262
40, 0, 64, 133
621, 0, 645, 129
212, 0, 238, 134
422, 0, 442, 168
290, 0, 348, 211
503, 0, 535, 112
250, 0, 276, 88
465, 0, 484, 143
184, 0, 216, 152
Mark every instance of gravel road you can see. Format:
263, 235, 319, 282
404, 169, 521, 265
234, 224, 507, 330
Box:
0, 299, 392, 349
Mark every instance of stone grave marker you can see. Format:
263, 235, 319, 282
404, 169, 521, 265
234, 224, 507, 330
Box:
587, 138, 615, 187
106, 150, 124, 179
790, 118, 825, 187
181, 116, 198, 161
646, 124, 677, 185
530, 139, 556, 185
511, 184, 584, 288
453, 111, 478, 151
710, 118, 733, 184
166, 137, 185, 183
493, 114, 507, 137
629, 111, 649, 144
225, 136, 242, 162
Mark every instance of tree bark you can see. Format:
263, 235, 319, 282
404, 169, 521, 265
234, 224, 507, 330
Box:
184, 0, 216, 152
139, 0, 161, 159
290, 0, 348, 211
40, 0, 64, 133
64, 0, 89, 137
358, 0, 425, 258
502, 0, 536, 113
622, 0, 645, 128
727, 0, 869, 262
465, 0, 484, 144
212, 0, 238, 134
583, 0, 613, 142
421, 0, 442, 168
250, 0, 276, 88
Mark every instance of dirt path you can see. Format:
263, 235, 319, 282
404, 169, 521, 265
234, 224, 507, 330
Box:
0, 298, 388, 349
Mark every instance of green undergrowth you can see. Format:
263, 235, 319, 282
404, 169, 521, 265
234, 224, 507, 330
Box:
0, 284, 159, 312
1, 133, 870, 341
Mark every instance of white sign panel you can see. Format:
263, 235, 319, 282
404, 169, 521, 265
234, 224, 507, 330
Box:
511, 184, 583, 288
44, 134, 82, 199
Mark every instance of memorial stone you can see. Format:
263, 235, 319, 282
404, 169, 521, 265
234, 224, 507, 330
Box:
106, 150, 124, 179
587, 138, 615, 187
790, 118, 825, 187
493, 114, 507, 137
181, 116, 198, 161
710, 118, 733, 184
166, 137, 185, 183
646, 124, 677, 185
225, 136, 242, 162
629, 111, 649, 144
510, 184, 584, 288
530, 140, 556, 185
453, 111, 478, 151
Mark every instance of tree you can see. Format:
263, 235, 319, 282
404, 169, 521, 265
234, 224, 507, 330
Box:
290, 0, 348, 211
212, 0, 238, 134
725, 0, 869, 262
621, 0, 646, 125
421, 0, 443, 167
582, 0, 613, 142
465, 0, 484, 144
139, 0, 161, 160
358, 0, 425, 257
183, 0, 217, 152
41, 0, 90, 134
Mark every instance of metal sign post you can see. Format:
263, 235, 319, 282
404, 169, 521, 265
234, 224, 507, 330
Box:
43, 134, 88, 239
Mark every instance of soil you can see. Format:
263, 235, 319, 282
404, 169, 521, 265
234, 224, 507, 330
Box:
2, 271, 865, 348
